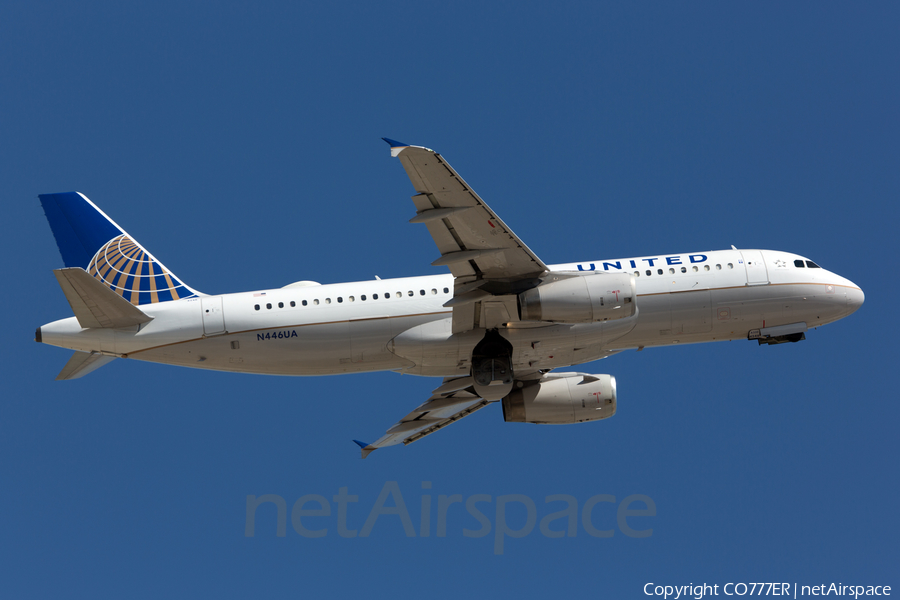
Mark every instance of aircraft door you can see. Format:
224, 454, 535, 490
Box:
740, 250, 769, 285
201, 296, 226, 336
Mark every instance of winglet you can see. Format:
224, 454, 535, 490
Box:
382, 137, 408, 148
382, 137, 410, 158
352, 439, 376, 459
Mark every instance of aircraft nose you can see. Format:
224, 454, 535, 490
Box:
846, 284, 865, 315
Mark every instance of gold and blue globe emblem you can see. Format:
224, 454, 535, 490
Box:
87, 234, 194, 305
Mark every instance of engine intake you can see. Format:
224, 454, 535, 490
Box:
502, 373, 617, 424
518, 273, 635, 323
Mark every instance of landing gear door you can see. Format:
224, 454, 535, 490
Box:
201, 296, 226, 336
740, 250, 769, 286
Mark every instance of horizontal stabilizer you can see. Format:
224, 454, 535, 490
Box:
56, 351, 116, 380
54, 268, 153, 329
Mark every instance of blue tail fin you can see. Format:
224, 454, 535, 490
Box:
39, 192, 199, 305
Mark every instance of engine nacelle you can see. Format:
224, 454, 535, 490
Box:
518, 273, 635, 323
502, 373, 616, 424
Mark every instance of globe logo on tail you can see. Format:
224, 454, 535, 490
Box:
87, 234, 195, 305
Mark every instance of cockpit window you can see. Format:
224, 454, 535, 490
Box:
794, 260, 805, 268
806, 260, 821, 268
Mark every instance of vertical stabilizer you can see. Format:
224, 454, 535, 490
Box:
39, 192, 199, 305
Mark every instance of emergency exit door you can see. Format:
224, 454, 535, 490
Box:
201, 296, 226, 336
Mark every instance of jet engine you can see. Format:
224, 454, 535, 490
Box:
501, 373, 616, 424
517, 273, 635, 323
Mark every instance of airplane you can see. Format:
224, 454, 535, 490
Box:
35, 138, 865, 458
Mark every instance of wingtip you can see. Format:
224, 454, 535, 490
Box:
353, 439, 376, 459
382, 138, 411, 157
382, 137, 408, 148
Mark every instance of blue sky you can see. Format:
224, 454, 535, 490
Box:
2, 2, 897, 597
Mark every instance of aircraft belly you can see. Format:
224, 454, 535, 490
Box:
612, 294, 672, 345
507, 314, 639, 370
611, 283, 847, 349
670, 290, 712, 334
389, 317, 479, 376
508, 325, 576, 370
129, 319, 415, 375
350, 315, 411, 369
710, 284, 830, 332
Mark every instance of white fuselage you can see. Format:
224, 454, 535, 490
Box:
39, 249, 864, 378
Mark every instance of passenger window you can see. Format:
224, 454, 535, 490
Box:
337, 297, 343, 303
278, 302, 284, 308
349, 296, 355, 302
431, 289, 437, 295
408, 291, 413, 296
704, 265, 710, 271
290, 301, 296, 307
443, 287, 449, 294
716, 264, 722, 270
806, 260, 820, 268
254, 304, 260, 311
646, 270, 651, 276
692, 266, 698, 272
794, 260, 805, 268
373, 294, 378, 300
420, 290, 425, 295
266, 303, 272, 309
681, 267, 687, 273
313, 299, 319, 305
669, 268, 675, 274
325, 298, 331, 304
302, 300, 308, 306
727, 263, 733, 269
657, 269, 663, 275
361, 295, 366, 301
634, 271, 640, 277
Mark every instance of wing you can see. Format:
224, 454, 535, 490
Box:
354, 366, 548, 458
354, 376, 492, 458
386, 139, 549, 332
